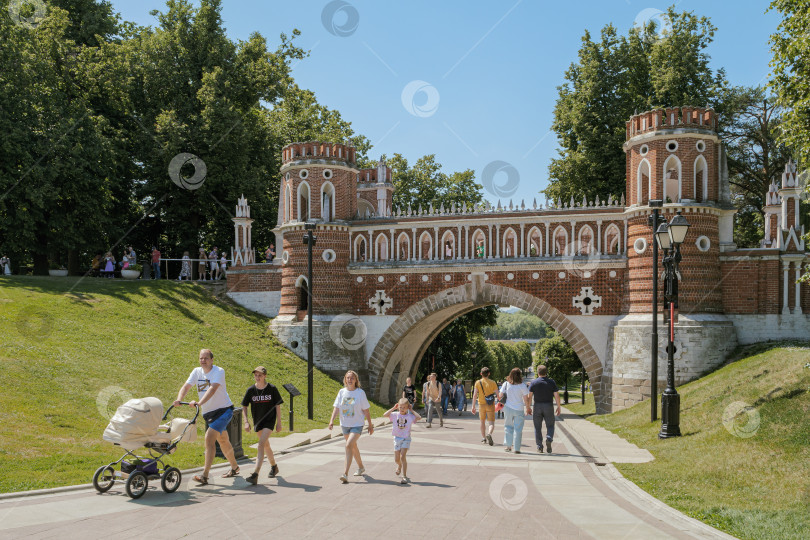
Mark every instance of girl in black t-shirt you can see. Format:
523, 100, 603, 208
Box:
402, 376, 416, 405
241, 367, 284, 485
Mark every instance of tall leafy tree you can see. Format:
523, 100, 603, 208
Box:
389, 154, 482, 212
546, 7, 726, 202
535, 334, 581, 390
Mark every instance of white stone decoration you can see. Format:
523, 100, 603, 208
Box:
282, 250, 289, 264
633, 237, 647, 254
368, 290, 393, 315
444, 274, 451, 282
583, 271, 591, 278
377, 276, 384, 282
666, 140, 678, 152
322, 249, 336, 263
696, 140, 705, 152
609, 270, 617, 278
572, 287, 602, 315
323, 169, 333, 179
299, 169, 309, 179
558, 271, 566, 279
640, 144, 649, 156
507, 273, 514, 280
532, 272, 539, 279
356, 276, 363, 283
422, 275, 429, 282
696, 235, 711, 252
400, 275, 407, 282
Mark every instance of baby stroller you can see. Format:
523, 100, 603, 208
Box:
93, 397, 198, 499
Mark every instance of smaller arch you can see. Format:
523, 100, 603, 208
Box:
357, 199, 375, 219
418, 231, 433, 260
553, 225, 568, 256
353, 235, 367, 262
440, 230, 456, 260
637, 158, 651, 205
284, 184, 291, 223
527, 226, 543, 257
694, 155, 708, 202
375, 233, 389, 261
604, 224, 622, 255
297, 181, 311, 221
321, 181, 335, 222
295, 275, 309, 311
577, 225, 594, 255
502, 227, 518, 258
471, 228, 487, 258
662, 155, 681, 203
396, 232, 411, 261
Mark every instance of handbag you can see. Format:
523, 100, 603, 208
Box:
498, 382, 508, 405
479, 381, 496, 406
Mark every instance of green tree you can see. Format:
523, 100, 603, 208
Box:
389, 154, 483, 212
535, 334, 581, 391
546, 7, 726, 202
482, 310, 551, 339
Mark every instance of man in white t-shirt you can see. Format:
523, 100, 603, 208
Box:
174, 349, 240, 485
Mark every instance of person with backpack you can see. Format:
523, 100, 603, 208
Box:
500, 368, 531, 453
471, 366, 498, 445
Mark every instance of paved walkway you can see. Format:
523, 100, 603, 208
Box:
0, 410, 734, 539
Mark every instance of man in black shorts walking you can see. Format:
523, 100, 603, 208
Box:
241, 366, 284, 485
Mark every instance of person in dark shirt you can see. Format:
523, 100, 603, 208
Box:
402, 377, 416, 405
528, 364, 562, 454
241, 366, 284, 485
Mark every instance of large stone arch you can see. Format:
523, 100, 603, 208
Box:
368, 277, 605, 412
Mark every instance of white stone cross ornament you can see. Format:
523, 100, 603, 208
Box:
572, 287, 602, 315
368, 290, 393, 315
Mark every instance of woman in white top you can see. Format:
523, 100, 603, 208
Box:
328, 370, 374, 483
500, 367, 532, 453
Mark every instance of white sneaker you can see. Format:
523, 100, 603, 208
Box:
353, 468, 365, 476
401, 476, 409, 484
339, 474, 348, 484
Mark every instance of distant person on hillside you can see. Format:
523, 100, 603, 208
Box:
102, 251, 115, 278
500, 368, 531, 454
91, 252, 103, 277
425, 373, 443, 428
402, 376, 416, 406
383, 398, 421, 484
528, 364, 562, 454
328, 370, 374, 484
127, 246, 137, 267
174, 348, 240, 485
178, 251, 192, 281
151, 246, 161, 279
241, 366, 283, 485
209, 248, 219, 280
264, 244, 275, 262
198, 248, 208, 280
120, 250, 130, 270
471, 366, 498, 445
219, 254, 227, 279
0, 255, 10, 276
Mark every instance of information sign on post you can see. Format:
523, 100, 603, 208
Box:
283, 383, 302, 431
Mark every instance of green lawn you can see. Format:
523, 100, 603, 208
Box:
578, 343, 810, 540
0, 276, 386, 493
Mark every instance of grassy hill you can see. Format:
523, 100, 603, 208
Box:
0, 276, 386, 493
581, 343, 810, 540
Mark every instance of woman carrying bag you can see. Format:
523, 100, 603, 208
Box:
500, 368, 531, 453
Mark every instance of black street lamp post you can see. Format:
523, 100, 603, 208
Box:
648, 200, 665, 422
302, 223, 317, 420
654, 211, 690, 439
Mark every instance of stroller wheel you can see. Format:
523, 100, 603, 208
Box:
161, 467, 182, 493
126, 471, 148, 499
92, 465, 115, 493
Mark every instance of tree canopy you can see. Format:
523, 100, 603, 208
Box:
482, 309, 552, 340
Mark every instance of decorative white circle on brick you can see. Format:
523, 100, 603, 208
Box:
609, 270, 617, 278
400, 275, 406, 282
634, 237, 648, 255
377, 276, 384, 282
558, 271, 566, 279
666, 140, 678, 152
422, 275, 429, 282
696, 235, 711, 252
322, 169, 333, 180
444, 274, 451, 282
532, 272, 539, 279
583, 271, 591, 278
299, 169, 309, 179
322, 249, 336, 263
356, 276, 363, 283
696, 140, 705, 152
507, 273, 514, 280
282, 250, 289, 264
640, 144, 649, 156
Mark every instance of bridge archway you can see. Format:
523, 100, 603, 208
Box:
368, 280, 604, 412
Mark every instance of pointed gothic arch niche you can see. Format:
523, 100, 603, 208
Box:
663, 155, 681, 203
578, 225, 594, 255
553, 226, 568, 256
604, 223, 621, 255
440, 230, 455, 259
471, 228, 487, 258
375, 233, 389, 261
284, 184, 291, 223
297, 181, 310, 221
418, 231, 433, 260
637, 159, 651, 205
321, 181, 335, 222
527, 226, 542, 257
357, 199, 374, 218
367, 282, 605, 412
353, 235, 367, 262
694, 155, 708, 202
502, 227, 518, 258
396, 232, 411, 261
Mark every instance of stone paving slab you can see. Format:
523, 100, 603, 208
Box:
558, 407, 654, 464
0, 412, 732, 539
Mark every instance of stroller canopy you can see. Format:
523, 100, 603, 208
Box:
103, 397, 164, 450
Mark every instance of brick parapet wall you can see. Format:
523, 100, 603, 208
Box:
226, 264, 281, 293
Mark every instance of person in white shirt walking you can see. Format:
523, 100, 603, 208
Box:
500, 368, 532, 453
174, 349, 240, 485
328, 370, 374, 483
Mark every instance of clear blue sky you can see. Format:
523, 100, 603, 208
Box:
110, 0, 778, 205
